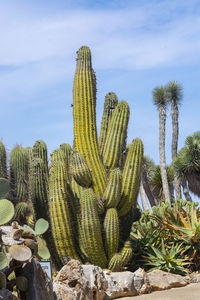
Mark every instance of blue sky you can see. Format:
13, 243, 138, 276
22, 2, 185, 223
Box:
0, 0, 200, 166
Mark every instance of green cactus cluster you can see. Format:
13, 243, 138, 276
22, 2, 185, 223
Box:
0, 46, 143, 272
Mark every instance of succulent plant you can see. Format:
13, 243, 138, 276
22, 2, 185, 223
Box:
0, 199, 15, 225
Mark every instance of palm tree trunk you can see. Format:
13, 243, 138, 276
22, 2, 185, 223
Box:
159, 106, 171, 204
171, 102, 182, 199
182, 178, 192, 202
140, 181, 150, 210
141, 165, 157, 207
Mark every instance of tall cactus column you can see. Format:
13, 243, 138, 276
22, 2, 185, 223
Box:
73, 46, 107, 196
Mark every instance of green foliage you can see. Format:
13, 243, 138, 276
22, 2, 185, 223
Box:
130, 201, 200, 273
145, 241, 189, 275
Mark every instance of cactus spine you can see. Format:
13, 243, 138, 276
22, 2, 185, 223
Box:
0, 141, 7, 179
103, 101, 130, 170
99, 92, 118, 155
118, 139, 144, 216
73, 46, 107, 196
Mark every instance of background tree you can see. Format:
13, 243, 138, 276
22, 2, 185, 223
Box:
153, 86, 171, 204
173, 132, 200, 199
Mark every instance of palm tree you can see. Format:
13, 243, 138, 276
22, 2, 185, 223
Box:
173, 132, 200, 199
153, 86, 171, 204
166, 81, 183, 200
173, 148, 192, 202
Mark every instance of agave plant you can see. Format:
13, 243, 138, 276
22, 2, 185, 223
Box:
165, 207, 200, 268
144, 240, 189, 275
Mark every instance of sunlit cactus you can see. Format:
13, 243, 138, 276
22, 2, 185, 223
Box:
102, 101, 130, 170
118, 138, 144, 216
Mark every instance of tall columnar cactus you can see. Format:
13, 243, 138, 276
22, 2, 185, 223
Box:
71, 151, 92, 187
33, 140, 49, 179
0, 141, 7, 179
118, 139, 144, 216
99, 92, 118, 156
79, 188, 107, 268
49, 149, 80, 263
73, 46, 107, 196
102, 101, 130, 170
9, 146, 28, 203
34, 46, 144, 272
30, 158, 49, 221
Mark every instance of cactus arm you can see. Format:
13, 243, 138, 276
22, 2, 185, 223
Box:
102, 168, 122, 208
80, 188, 107, 267
104, 208, 119, 258
71, 151, 92, 187
118, 139, 144, 216
102, 101, 130, 170
99, 92, 118, 156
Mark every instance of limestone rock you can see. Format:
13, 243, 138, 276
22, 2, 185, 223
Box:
16, 258, 56, 300
147, 269, 188, 291
53, 259, 107, 300
133, 267, 150, 294
0, 288, 20, 300
104, 270, 137, 299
